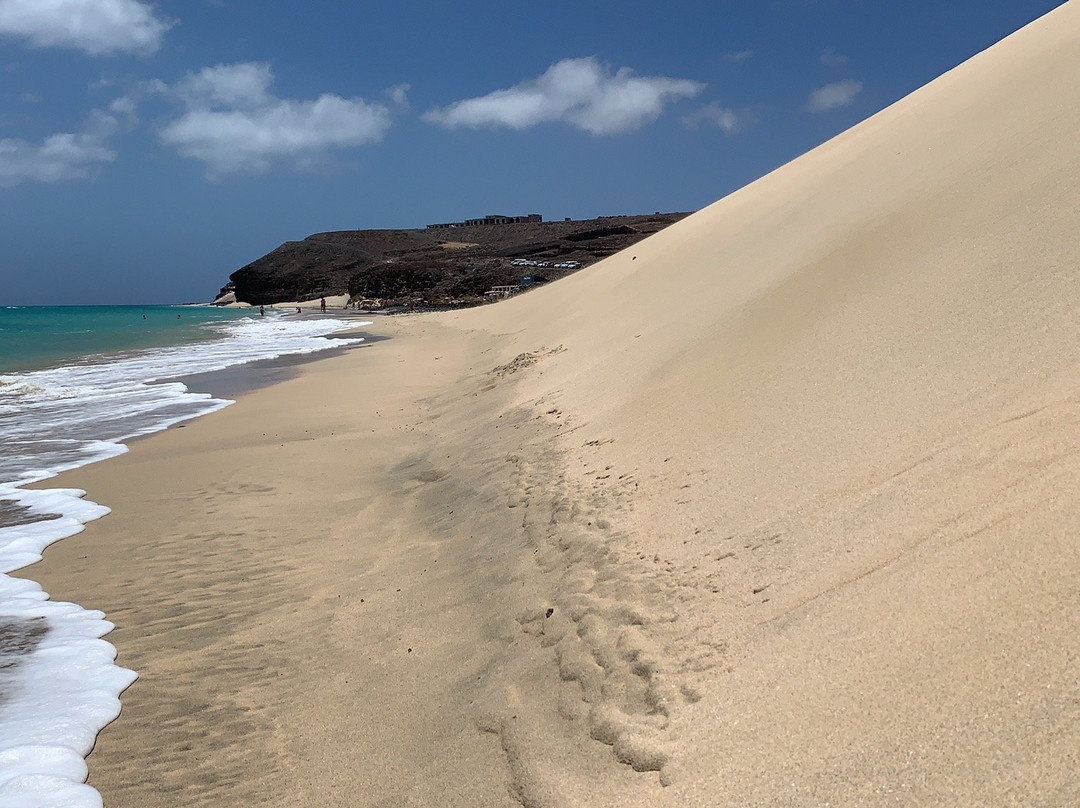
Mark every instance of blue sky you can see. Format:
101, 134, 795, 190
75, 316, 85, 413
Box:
0, 0, 1064, 305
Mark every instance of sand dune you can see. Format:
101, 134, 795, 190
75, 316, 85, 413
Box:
27, 3, 1080, 805
448, 1, 1080, 800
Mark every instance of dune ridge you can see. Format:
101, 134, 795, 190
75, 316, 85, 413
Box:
446, 1, 1080, 801
24, 2, 1080, 805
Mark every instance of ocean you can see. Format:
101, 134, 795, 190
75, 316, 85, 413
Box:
0, 306, 368, 805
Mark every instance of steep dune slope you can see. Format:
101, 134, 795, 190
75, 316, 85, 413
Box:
445, 2, 1080, 803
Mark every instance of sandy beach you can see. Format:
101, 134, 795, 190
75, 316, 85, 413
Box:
20, 3, 1080, 805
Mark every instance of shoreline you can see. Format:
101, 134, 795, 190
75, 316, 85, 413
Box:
0, 311, 380, 805
166, 330, 384, 402
21, 314, 643, 806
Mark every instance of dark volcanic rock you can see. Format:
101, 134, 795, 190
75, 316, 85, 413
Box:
224, 213, 691, 307
564, 224, 638, 242
227, 237, 381, 306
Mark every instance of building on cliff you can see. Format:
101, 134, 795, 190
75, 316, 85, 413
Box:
427, 213, 542, 229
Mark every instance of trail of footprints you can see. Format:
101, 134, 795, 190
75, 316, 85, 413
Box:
505, 451, 704, 785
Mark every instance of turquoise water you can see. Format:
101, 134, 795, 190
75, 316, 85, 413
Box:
0, 305, 253, 374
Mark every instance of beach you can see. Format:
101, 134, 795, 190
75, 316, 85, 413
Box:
24, 317, 652, 806
15, 2, 1080, 805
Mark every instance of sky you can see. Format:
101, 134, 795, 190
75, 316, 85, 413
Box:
0, 0, 1066, 305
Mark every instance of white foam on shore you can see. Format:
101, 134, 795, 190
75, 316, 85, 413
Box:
0, 314, 368, 807
0, 487, 111, 574
0, 495, 133, 808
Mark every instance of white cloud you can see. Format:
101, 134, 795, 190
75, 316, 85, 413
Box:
423, 57, 704, 135
177, 62, 272, 108
723, 50, 755, 65
0, 0, 172, 55
107, 94, 138, 123
820, 48, 848, 66
682, 102, 749, 135
157, 62, 392, 175
385, 83, 410, 109
0, 109, 119, 187
806, 79, 862, 113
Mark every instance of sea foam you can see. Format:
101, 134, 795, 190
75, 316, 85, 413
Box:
0, 313, 367, 806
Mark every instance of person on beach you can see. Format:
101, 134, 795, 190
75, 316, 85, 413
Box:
320, 297, 327, 313
260, 306, 265, 317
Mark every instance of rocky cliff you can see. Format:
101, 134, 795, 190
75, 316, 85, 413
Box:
218, 213, 691, 307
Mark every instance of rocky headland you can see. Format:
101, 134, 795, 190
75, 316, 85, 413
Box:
215, 212, 691, 308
